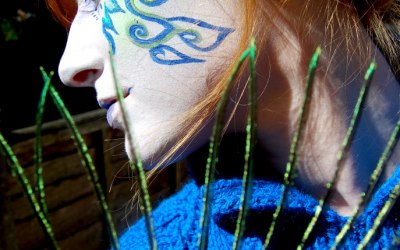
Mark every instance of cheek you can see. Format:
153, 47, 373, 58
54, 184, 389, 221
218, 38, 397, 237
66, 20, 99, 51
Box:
129, 61, 210, 113
103, 0, 240, 66
102, 0, 243, 165
122, 82, 205, 168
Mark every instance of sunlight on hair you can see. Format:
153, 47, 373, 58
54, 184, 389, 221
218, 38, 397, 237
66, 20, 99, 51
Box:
331, 98, 400, 249
197, 39, 257, 250
263, 46, 321, 249
297, 61, 377, 250
232, 38, 257, 250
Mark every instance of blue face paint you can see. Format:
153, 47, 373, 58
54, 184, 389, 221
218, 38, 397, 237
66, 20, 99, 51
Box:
167, 16, 234, 52
138, 0, 168, 7
102, 0, 125, 53
150, 45, 205, 65
102, 0, 234, 65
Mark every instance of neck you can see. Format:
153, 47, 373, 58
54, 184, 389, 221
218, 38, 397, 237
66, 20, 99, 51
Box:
230, 2, 400, 215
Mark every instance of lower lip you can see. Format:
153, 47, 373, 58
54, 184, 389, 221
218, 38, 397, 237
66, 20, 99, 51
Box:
106, 103, 116, 127
106, 91, 132, 128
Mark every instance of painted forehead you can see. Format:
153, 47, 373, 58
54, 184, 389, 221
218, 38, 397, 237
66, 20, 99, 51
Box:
102, 0, 235, 65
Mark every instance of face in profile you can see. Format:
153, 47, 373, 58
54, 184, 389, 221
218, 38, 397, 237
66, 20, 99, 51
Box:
59, 0, 242, 167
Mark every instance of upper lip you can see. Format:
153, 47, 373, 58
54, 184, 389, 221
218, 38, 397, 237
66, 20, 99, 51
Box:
105, 88, 133, 128
98, 87, 133, 110
100, 100, 116, 110
100, 87, 133, 128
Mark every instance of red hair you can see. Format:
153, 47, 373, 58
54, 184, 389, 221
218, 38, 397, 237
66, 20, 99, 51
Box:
45, 0, 400, 175
45, 0, 77, 28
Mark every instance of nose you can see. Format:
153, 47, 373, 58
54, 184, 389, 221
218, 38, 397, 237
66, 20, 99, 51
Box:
58, 12, 108, 87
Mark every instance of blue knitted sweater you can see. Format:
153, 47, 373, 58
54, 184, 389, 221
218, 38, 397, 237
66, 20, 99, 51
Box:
118, 166, 400, 249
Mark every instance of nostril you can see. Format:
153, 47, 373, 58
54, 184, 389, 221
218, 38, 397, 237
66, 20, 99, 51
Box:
72, 69, 99, 84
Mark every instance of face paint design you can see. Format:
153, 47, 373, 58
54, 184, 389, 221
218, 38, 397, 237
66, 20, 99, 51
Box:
103, 0, 234, 64
102, 0, 125, 53
59, 0, 242, 168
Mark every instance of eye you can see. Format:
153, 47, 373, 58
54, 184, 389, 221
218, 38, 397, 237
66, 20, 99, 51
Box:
77, 0, 100, 12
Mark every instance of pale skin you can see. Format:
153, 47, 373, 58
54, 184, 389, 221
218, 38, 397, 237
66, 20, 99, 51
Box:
59, 0, 400, 215
59, 0, 242, 165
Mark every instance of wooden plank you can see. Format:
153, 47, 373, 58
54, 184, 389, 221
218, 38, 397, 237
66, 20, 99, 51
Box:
0, 158, 18, 250
7, 149, 95, 197
12, 109, 107, 136
103, 128, 127, 164
102, 127, 130, 197
15, 193, 101, 250
58, 222, 105, 250
10, 133, 94, 167
106, 160, 132, 187
11, 174, 95, 221
108, 180, 139, 234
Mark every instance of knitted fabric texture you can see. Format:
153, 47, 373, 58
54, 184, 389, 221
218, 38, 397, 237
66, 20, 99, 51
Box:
118, 166, 400, 249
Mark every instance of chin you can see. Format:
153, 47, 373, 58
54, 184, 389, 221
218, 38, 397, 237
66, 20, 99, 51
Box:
122, 124, 210, 171
123, 129, 182, 170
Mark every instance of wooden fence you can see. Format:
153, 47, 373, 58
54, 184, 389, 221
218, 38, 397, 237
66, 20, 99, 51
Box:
0, 109, 188, 250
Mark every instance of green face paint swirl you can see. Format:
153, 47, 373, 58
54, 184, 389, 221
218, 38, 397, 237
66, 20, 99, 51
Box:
102, 0, 234, 65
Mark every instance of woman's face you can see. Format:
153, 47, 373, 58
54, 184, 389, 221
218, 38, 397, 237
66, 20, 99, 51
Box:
59, 0, 242, 166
